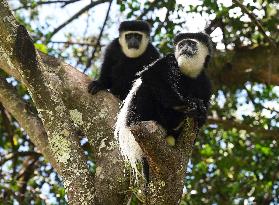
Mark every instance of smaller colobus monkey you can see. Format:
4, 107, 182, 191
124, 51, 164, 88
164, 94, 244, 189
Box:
115, 32, 213, 178
88, 20, 160, 100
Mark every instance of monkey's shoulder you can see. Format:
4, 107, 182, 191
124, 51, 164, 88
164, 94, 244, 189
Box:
140, 54, 177, 81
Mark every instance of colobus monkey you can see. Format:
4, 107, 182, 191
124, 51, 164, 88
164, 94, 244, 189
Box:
88, 20, 160, 100
115, 32, 213, 177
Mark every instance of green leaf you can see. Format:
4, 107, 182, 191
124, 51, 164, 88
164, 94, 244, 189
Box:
34, 43, 48, 53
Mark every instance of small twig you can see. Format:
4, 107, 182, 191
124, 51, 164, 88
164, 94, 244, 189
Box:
17, 156, 40, 202
49, 40, 100, 47
84, 0, 113, 73
13, 0, 81, 11
61, 0, 82, 8
244, 87, 279, 114
0, 151, 42, 166
47, 0, 110, 41
0, 104, 18, 178
232, 0, 276, 48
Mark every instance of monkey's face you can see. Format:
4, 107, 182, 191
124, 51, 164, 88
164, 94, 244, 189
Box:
174, 38, 209, 78
119, 31, 149, 58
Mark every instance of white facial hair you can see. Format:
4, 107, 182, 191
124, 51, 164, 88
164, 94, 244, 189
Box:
175, 40, 209, 78
119, 31, 149, 58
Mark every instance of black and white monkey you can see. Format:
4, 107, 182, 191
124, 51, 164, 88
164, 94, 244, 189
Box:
88, 20, 160, 100
115, 32, 213, 176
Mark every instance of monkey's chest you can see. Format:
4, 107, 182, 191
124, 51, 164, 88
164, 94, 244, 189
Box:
110, 62, 144, 100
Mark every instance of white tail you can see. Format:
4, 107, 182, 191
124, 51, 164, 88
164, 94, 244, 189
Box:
114, 78, 144, 178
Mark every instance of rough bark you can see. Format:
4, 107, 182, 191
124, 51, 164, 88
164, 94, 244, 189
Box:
131, 120, 197, 204
210, 45, 279, 89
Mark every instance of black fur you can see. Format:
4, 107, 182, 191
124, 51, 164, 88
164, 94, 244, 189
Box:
88, 21, 159, 100
127, 33, 213, 138
119, 20, 151, 33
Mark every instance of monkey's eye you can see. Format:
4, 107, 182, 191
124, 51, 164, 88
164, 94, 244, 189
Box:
125, 33, 143, 41
178, 43, 184, 49
125, 33, 133, 39
134, 34, 143, 41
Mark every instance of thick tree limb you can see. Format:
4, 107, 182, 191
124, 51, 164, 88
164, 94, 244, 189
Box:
39, 53, 130, 204
0, 3, 95, 203
131, 119, 197, 204
210, 45, 279, 89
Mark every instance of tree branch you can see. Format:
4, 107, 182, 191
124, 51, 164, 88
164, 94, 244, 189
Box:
84, 0, 113, 73
232, 0, 276, 47
49, 40, 101, 47
47, 0, 110, 41
17, 156, 40, 202
0, 3, 95, 203
0, 104, 18, 177
207, 117, 279, 139
131, 119, 197, 204
244, 87, 279, 114
13, 0, 82, 11
0, 151, 42, 166
210, 44, 279, 89
0, 75, 50, 157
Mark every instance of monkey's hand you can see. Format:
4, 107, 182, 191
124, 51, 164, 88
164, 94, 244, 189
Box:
173, 98, 207, 127
88, 81, 106, 95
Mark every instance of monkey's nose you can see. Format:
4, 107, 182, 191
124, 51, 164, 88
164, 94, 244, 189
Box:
127, 38, 140, 49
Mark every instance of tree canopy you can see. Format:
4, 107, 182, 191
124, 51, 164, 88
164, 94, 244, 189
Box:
0, 0, 278, 204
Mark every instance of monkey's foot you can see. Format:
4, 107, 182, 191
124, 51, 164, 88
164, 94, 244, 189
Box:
166, 135, 176, 146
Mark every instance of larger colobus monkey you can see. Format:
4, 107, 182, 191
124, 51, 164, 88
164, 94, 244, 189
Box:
88, 20, 160, 100
115, 32, 213, 177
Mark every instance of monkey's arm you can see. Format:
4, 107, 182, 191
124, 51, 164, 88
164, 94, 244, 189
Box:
147, 43, 160, 60
174, 75, 212, 128
88, 40, 118, 94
